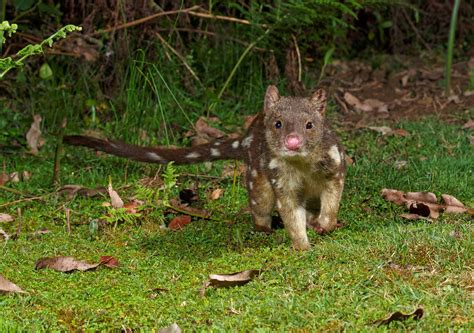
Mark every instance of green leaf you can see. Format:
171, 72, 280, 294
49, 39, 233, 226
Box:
13, 0, 36, 11
39, 63, 53, 80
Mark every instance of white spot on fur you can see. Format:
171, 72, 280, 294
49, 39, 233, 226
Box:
328, 145, 341, 165
210, 148, 221, 157
214, 142, 221, 146
186, 152, 200, 159
276, 200, 282, 209
271, 178, 277, 184
232, 141, 240, 149
147, 152, 162, 161
251, 200, 257, 205
249, 181, 253, 190
241, 135, 253, 148
268, 159, 278, 169
251, 169, 258, 178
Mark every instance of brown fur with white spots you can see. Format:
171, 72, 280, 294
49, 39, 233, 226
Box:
64, 85, 346, 250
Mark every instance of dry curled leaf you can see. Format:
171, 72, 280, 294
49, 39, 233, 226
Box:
200, 269, 261, 296
108, 183, 124, 208
35, 256, 100, 272
344, 92, 387, 113
368, 126, 393, 135
210, 188, 224, 200
99, 256, 119, 268
0, 213, 14, 223
195, 117, 225, 139
373, 307, 424, 326
168, 215, 192, 230
26, 114, 45, 155
0, 228, 9, 240
381, 189, 472, 219
462, 119, 474, 130
158, 323, 182, 333
0, 274, 25, 294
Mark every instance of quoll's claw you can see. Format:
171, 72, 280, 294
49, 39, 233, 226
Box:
313, 221, 344, 235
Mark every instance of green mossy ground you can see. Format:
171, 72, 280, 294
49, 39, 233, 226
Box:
1, 116, 472, 331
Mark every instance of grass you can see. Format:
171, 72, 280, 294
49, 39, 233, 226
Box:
1, 109, 472, 330
1, 38, 473, 330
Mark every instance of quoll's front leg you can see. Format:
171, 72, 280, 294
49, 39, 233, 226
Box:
247, 169, 275, 233
315, 176, 344, 234
276, 194, 310, 250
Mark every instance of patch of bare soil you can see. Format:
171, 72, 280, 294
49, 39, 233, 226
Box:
322, 54, 474, 126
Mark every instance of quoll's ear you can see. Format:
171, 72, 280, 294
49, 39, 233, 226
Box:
264, 85, 280, 111
310, 88, 327, 116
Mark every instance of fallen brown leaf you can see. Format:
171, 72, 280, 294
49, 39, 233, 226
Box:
441, 194, 468, 214
210, 188, 224, 200
0, 213, 14, 223
99, 256, 119, 268
381, 189, 405, 205
0, 274, 25, 294
26, 114, 45, 155
405, 191, 437, 203
168, 215, 192, 230
462, 119, 474, 130
368, 126, 392, 135
373, 307, 424, 326
344, 92, 388, 113
158, 323, 182, 333
367, 127, 409, 137
195, 117, 225, 139
35, 256, 100, 272
381, 189, 472, 219
200, 269, 261, 296
0, 228, 9, 240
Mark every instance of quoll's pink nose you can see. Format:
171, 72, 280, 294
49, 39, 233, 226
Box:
284, 134, 302, 151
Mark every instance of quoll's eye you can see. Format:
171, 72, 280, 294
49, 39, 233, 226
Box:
306, 122, 313, 129
275, 120, 282, 129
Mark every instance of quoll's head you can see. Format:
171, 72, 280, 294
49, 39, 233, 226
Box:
263, 85, 327, 158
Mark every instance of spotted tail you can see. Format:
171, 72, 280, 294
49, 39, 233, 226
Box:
63, 135, 248, 164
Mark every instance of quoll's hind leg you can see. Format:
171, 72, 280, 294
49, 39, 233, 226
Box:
315, 177, 344, 233
247, 171, 275, 233
276, 195, 310, 250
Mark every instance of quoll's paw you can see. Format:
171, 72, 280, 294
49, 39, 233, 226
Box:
313, 221, 344, 235
254, 225, 274, 234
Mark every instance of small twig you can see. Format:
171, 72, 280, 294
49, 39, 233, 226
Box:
188, 10, 266, 27
90, 6, 201, 36
165, 204, 210, 220
13, 208, 22, 239
0, 193, 52, 208
65, 207, 71, 235
180, 173, 221, 180
53, 117, 67, 186
0, 185, 32, 197
401, 9, 431, 52
155, 32, 203, 87
291, 34, 302, 83
156, 28, 266, 52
